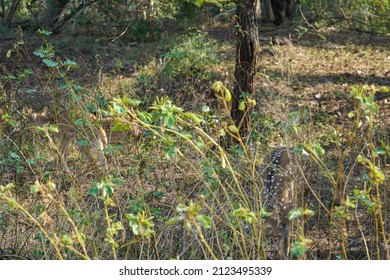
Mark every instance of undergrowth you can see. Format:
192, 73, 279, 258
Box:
0, 28, 389, 260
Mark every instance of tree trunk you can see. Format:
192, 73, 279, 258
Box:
42, 0, 69, 28
271, 0, 294, 25
232, 0, 260, 138
262, 0, 275, 22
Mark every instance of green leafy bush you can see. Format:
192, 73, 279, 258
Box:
162, 31, 219, 79
300, 0, 390, 33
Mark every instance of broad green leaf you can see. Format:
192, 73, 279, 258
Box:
87, 187, 99, 196
125, 98, 141, 107
183, 112, 203, 125
224, 88, 232, 102
9, 152, 21, 161
180, 131, 193, 139
78, 140, 89, 147
47, 124, 60, 133
42, 59, 58, 67
73, 119, 84, 126
176, 204, 188, 212
196, 214, 212, 228
239, 101, 246, 111
228, 125, 238, 134
62, 59, 78, 67
61, 235, 74, 246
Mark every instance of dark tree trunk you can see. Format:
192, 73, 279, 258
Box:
232, 0, 260, 138
271, 0, 294, 25
42, 0, 69, 28
262, 0, 275, 22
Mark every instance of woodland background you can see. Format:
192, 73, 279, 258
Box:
0, 0, 389, 260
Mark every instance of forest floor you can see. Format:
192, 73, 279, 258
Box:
1, 22, 389, 123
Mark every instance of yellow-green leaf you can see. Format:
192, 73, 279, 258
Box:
224, 88, 232, 102
228, 125, 238, 134
238, 101, 246, 111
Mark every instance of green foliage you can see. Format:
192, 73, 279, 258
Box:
290, 237, 312, 258
130, 19, 162, 42
125, 212, 155, 238
162, 31, 219, 79
300, 0, 390, 33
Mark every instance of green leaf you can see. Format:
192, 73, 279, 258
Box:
228, 125, 238, 134
37, 29, 52, 36
345, 196, 356, 208
47, 125, 59, 133
191, 0, 205, 8
23, 69, 33, 75
213, 81, 223, 93
163, 115, 177, 128
33, 50, 45, 58
224, 88, 232, 102
42, 59, 58, 67
61, 235, 74, 246
290, 239, 311, 257
111, 121, 131, 132
238, 101, 246, 111
153, 191, 165, 198
201, 105, 210, 113
176, 204, 188, 212
196, 214, 212, 228
87, 187, 99, 196
62, 59, 78, 67
112, 221, 124, 231
313, 144, 325, 157
301, 208, 315, 218
9, 152, 21, 161
179, 131, 193, 139
164, 145, 177, 159
288, 208, 303, 220
137, 111, 152, 123
68, 209, 81, 217
74, 119, 84, 126
78, 140, 89, 147
374, 149, 385, 155
129, 220, 140, 235
166, 216, 184, 225
183, 112, 203, 125
183, 219, 192, 231
125, 98, 142, 107
112, 177, 123, 186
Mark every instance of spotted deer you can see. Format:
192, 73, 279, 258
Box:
28, 107, 140, 172
261, 147, 312, 259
